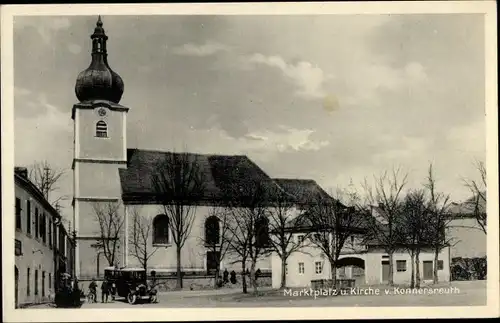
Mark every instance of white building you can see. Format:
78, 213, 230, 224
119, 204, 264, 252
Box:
14, 167, 75, 308
270, 207, 451, 289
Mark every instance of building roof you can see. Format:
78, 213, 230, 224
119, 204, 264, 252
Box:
120, 149, 287, 205
448, 193, 486, 217
14, 167, 61, 220
272, 178, 333, 204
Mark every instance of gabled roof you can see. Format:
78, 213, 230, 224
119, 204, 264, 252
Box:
119, 149, 283, 205
272, 178, 333, 204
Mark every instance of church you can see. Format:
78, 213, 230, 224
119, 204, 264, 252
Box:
71, 17, 331, 281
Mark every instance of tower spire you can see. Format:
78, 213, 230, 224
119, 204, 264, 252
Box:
75, 15, 124, 104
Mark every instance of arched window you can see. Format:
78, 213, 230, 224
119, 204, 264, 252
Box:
96, 120, 108, 138
153, 214, 169, 244
205, 216, 220, 246
255, 216, 270, 248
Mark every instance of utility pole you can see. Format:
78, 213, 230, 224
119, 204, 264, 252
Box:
43, 166, 50, 199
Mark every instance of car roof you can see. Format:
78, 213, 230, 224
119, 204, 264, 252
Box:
119, 267, 146, 271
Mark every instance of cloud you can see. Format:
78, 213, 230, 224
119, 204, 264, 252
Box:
240, 126, 330, 153
67, 43, 82, 54
247, 53, 331, 100
171, 41, 231, 57
14, 16, 71, 44
446, 119, 486, 155
14, 87, 32, 97
345, 61, 429, 106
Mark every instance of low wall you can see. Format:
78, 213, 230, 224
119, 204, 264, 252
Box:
155, 274, 272, 291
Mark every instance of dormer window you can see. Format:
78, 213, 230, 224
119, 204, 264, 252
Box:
96, 120, 108, 138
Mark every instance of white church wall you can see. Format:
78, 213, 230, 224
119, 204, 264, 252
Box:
124, 204, 272, 273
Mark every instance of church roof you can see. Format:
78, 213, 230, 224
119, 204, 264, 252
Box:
272, 178, 332, 204
120, 148, 288, 205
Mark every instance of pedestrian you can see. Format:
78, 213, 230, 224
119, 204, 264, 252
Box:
230, 270, 237, 284
101, 278, 109, 303
223, 268, 229, 284
88, 279, 97, 303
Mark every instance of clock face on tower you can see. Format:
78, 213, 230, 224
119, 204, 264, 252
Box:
97, 107, 107, 116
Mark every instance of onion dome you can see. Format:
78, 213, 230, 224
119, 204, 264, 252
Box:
75, 16, 124, 104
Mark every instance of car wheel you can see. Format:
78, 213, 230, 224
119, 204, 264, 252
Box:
127, 293, 137, 305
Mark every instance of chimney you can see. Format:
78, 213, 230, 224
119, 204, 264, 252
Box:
14, 167, 28, 179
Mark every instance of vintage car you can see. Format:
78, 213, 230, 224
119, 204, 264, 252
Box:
106, 267, 157, 304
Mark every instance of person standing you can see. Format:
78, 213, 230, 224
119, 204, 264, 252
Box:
88, 279, 97, 303
223, 268, 229, 285
101, 278, 109, 303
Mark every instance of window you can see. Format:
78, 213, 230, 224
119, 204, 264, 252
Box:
27, 268, 30, 296
153, 214, 169, 244
41, 214, 46, 243
42, 271, 45, 297
54, 225, 58, 250
48, 273, 51, 291
382, 255, 389, 259
96, 120, 108, 137
34, 270, 38, 296
15, 239, 22, 256
26, 201, 31, 234
48, 218, 52, 247
255, 217, 270, 248
315, 261, 323, 274
205, 216, 220, 246
437, 260, 444, 270
35, 208, 39, 238
15, 198, 22, 230
297, 235, 305, 244
298, 262, 305, 274
396, 260, 407, 272
59, 230, 66, 257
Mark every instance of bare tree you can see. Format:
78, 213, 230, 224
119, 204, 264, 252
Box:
28, 161, 69, 206
199, 205, 233, 288
463, 160, 487, 234
306, 187, 363, 289
424, 163, 452, 284
398, 189, 430, 288
362, 167, 408, 286
93, 202, 125, 267
151, 152, 206, 290
267, 185, 311, 289
225, 181, 272, 294
128, 206, 159, 270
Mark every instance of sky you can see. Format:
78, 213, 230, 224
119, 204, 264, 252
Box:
13, 14, 486, 221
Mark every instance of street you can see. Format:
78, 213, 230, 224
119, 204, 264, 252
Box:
80, 281, 486, 308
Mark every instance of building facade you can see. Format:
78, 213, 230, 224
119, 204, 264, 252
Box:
271, 232, 451, 289
14, 167, 75, 308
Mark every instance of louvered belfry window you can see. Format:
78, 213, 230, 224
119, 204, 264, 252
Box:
96, 120, 108, 137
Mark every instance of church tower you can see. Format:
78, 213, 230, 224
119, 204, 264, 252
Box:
72, 16, 128, 279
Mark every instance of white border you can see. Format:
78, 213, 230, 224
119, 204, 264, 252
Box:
2, 2, 498, 321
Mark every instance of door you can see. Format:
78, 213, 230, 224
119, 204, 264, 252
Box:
206, 251, 221, 274
381, 261, 390, 282
15, 267, 19, 308
423, 261, 433, 280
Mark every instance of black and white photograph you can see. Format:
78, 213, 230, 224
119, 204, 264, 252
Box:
1, 2, 498, 321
